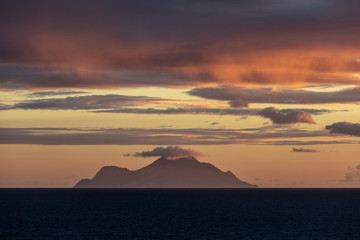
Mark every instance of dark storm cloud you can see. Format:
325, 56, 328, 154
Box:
127, 146, 204, 158
257, 107, 315, 124
188, 86, 360, 105
0, 1, 360, 88
292, 147, 319, 153
326, 122, 360, 137
0, 127, 352, 146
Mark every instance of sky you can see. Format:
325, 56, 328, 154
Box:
1, 0, 360, 188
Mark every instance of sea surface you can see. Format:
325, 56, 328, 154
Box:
1, 189, 360, 239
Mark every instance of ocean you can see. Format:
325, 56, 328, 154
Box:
1, 189, 359, 239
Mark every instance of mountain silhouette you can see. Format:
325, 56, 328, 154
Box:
74, 156, 258, 188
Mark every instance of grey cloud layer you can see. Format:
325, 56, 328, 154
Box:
1, 93, 331, 124
98, 107, 260, 115
5, 95, 166, 110
98, 107, 330, 119
0, 127, 353, 146
28, 90, 89, 97
188, 86, 360, 105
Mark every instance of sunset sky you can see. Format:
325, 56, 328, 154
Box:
1, 0, 360, 187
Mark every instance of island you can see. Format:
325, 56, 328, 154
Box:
74, 156, 258, 188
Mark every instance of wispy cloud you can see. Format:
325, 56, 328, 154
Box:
0, 127, 355, 146
5, 94, 167, 110
292, 147, 319, 153
97, 107, 330, 121
28, 90, 88, 97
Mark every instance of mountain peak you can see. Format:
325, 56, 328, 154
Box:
99, 166, 129, 171
157, 156, 198, 161
147, 156, 199, 167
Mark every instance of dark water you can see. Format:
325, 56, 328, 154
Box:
1, 189, 360, 239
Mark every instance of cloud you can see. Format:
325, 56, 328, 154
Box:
188, 86, 360, 106
0, 127, 354, 146
229, 99, 249, 108
336, 165, 360, 184
292, 147, 319, 153
0, 65, 214, 89
97, 107, 258, 115
97, 107, 330, 120
6, 94, 166, 110
257, 107, 315, 125
346, 173, 353, 182
256, 140, 359, 146
326, 122, 360, 137
1, 1, 360, 88
28, 91, 88, 97
127, 146, 203, 158
0, 104, 10, 110
1, 94, 331, 123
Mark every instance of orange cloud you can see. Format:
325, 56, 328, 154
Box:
1, 0, 360, 88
